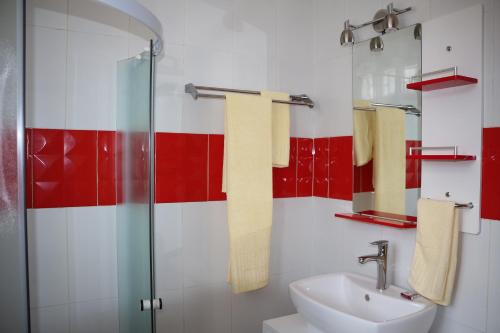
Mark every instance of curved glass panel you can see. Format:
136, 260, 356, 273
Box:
116, 47, 154, 333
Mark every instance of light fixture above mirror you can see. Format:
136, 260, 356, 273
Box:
339, 2, 412, 48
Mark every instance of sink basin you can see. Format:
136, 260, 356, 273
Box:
289, 273, 436, 333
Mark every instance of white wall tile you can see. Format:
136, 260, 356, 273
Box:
69, 298, 118, 333
182, 201, 229, 287
155, 204, 183, 291
487, 220, 500, 333
271, 198, 313, 276
231, 270, 306, 333
30, 305, 69, 333
26, 26, 67, 129
155, 289, 184, 333
430, 309, 484, 333
67, 0, 129, 37
66, 31, 128, 130
155, 44, 185, 132
313, 0, 349, 63
438, 224, 490, 332
28, 209, 69, 308
139, 0, 186, 45
313, 55, 353, 137
183, 283, 231, 333
311, 198, 350, 275
27, 0, 68, 30
233, 0, 277, 57
67, 206, 117, 302
232, 53, 275, 91
185, 0, 234, 53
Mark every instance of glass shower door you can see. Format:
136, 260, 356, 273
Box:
0, 0, 30, 332
116, 44, 155, 333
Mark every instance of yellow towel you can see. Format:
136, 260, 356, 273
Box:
223, 93, 273, 294
353, 100, 375, 167
409, 199, 459, 306
262, 90, 290, 168
373, 107, 406, 214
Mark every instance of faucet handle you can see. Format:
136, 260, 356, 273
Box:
370, 240, 388, 246
370, 240, 388, 253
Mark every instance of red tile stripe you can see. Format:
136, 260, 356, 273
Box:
24, 128, 500, 222
481, 127, 500, 220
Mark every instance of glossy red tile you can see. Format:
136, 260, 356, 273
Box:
297, 138, 313, 197
481, 127, 500, 220
62, 130, 97, 207
25, 129, 33, 209
406, 140, 422, 189
273, 138, 297, 198
329, 136, 353, 200
353, 160, 374, 193
129, 132, 150, 204
208, 134, 226, 201
155, 133, 208, 203
313, 137, 329, 198
32, 129, 65, 208
98, 131, 116, 205
115, 131, 124, 204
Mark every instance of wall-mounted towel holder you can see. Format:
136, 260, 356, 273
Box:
185, 83, 315, 108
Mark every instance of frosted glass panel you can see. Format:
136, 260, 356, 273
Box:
116, 48, 154, 333
0, 0, 29, 331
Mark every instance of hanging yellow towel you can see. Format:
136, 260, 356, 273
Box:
409, 199, 459, 306
261, 91, 290, 167
223, 93, 273, 294
353, 100, 375, 167
373, 107, 406, 214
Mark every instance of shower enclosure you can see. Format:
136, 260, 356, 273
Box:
0, 0, 30, 332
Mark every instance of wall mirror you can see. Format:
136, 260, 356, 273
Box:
352, 24, 422, 217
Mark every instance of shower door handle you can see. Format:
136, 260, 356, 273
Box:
140, 298, 163, 311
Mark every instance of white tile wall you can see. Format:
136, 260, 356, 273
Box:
28, 209, 69, 308
26, 26, 67, 129
67, 207, 117, 302
28, 207, 118, 333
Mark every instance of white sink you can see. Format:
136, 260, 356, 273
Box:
289, 273, 437, 333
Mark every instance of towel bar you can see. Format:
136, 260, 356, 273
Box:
454, 202, 474, 209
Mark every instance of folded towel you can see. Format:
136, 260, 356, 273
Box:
223, 93, 273, 294
353, 100, 375, 167
373, 106, 406, 214
261, 91, 290, 168
409, 198, 459, 306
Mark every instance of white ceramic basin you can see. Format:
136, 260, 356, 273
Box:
289, 273, 437, 333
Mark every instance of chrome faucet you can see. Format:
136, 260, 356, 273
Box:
358, 240, 388, 291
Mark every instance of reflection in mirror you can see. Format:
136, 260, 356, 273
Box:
352, 24, 422, 217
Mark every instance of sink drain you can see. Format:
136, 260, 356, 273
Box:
365, 294, 370, 302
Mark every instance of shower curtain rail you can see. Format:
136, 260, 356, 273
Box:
185, 83, 315, 108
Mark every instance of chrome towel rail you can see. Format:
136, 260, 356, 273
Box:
409, 146, 458, 156
353, 102, 421, 116
410, 66, 458, 82
455, 202, 474, 209
185, 83, 315, 108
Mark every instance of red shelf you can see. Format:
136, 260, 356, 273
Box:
335, 210, 417, 229
407, 154, 476, 161
407, 75, 478, 91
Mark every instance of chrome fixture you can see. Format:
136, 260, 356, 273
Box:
384, 3, 399, 32
410, 66, 458, 82
339, 3, 412, 46
370, 36, 384, 52
340, 20, 355, 46
353, 102, 421, 116
358, 240, 388, 291
184, 83, 315, 108
414, 23, 422, 40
